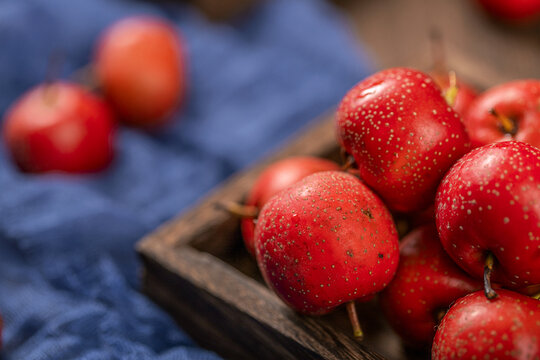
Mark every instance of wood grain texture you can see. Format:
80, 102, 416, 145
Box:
141, 246, 387, 360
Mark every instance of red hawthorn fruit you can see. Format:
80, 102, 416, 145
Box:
255, 171, 399, 336
464, 79, 540, 149
95, 16, 185, 128
2, 82, 115, 173
241, 156, 339, 256
475, 0, 540, 22
432, 290, 540, 359
379, 224, 481, 348
436, 141, 540, 291
336, 67, 470, 213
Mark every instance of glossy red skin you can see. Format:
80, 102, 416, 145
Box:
379, 225, 481, 348
436, 141, 540, 288
3, 82, 115, 173
464, 80, 540, 149
431, 71, 478, 117
432, 290, 540, 359
255, 171, 399, 315
336, 67, 470, 213
95, 17, 185, 128
476, 0, 540, 22
241, 157, 339, 256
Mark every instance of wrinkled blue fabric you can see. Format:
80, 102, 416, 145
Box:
0, 0, 372, 359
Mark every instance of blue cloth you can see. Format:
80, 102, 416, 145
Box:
0, 0, 372, 359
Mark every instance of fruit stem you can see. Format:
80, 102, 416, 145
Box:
531, 292, 540, 300
435, 309, 446, 322
340, 147, 356, 171
429, 27, 446, 74
346, 301, 364, 341
395, 219, 409, 238
215, 201, 259, 219
43, 50, 64, 105
483, 252, 498, 300
490, 108, 517, 136
341, 156, 355, 171
443, 71, 458, 107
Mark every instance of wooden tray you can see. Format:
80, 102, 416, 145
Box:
135, 49, 510, 358
136, 113, 432, 360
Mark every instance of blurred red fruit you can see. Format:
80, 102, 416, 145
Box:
476, 0, 540, 22
95, 17, 186, 128
3, 82, 115, 173
464, 79, 540, 149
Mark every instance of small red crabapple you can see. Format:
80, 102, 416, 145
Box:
379, 224, 481, 348
255, 171, 399, 339
336, 67, 470, 213
436, 141, 540, 296
464, 79, 540, 149
432, 290, 540, 359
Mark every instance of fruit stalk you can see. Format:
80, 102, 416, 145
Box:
341, 156, 355, 171
443, 71, 458, 107
490, 108, 517, 135
435, 309, 446, 322
43, 50, 64, 104
483, 253, 498, 299
346, 301, 364, 340
430, 27, 446, 74
215, 201, 259, 219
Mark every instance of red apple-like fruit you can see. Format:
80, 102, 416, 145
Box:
336, 67, 470, 213
95, 16, 185, 128
436, 141, 540, 294
241, 156, 339, 256
3, 82, 115, 173
379, 224, 481, 348
464, 79, 540, 149
255, 171, 399, 338
432, 290, 540, 359
475, 0, 540, 22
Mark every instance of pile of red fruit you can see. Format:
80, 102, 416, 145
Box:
0, 15, 186, 349
2, 16, 186, 174
229, 67, 540, 357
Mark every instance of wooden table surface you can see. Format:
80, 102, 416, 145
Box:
337, 0, 540, 86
